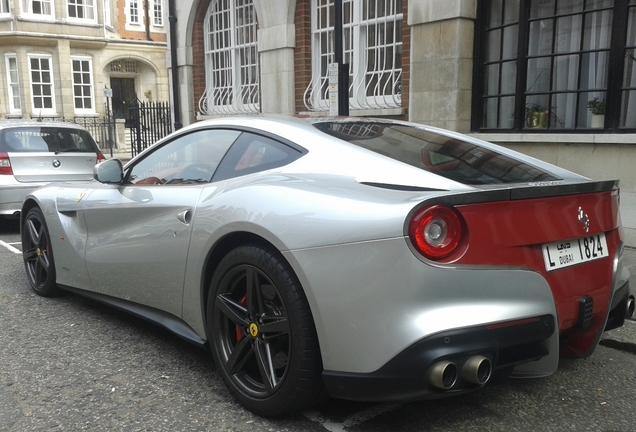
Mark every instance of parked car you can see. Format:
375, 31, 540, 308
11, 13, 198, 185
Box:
0, 120, 104, 218
21, 116, 633, 416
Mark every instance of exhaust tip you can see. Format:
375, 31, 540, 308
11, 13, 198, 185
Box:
461, 355, 492, 386
626, 296, 635, 319
427, 361, 458, 390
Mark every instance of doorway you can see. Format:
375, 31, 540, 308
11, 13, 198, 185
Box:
111, 78, 136, 127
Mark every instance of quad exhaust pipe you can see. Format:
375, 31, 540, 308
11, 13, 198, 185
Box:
461, 355, 492, 385
427, 355, 492, 390
627, 295, 635, 319
427, 361, 458, 390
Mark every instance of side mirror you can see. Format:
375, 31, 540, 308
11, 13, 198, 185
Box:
95, 159, 123, 184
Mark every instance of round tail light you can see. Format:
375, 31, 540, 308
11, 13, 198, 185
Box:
408, 204, 465, 260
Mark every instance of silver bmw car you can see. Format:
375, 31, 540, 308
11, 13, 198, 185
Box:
21, 116, 633, 416
0, 120, 104, 218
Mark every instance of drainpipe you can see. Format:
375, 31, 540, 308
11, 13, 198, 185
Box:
168, 0, 182, 130
144, 0, 153, 41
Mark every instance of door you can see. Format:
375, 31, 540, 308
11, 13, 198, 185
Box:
79, 128, 240, 317
111, 78, 136, 127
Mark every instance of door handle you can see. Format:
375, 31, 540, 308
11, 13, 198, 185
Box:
177, 209, 192, 225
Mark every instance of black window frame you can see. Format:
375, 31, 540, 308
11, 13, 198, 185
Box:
472, 0, 635, 133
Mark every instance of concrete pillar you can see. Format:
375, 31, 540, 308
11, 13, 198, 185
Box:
56, 39, 73, 118
408, 0, 476, 132
254, 0, 296, 115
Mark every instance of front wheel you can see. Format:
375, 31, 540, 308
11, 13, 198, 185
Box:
207, 245, 325, 416
22, 207, 60, 297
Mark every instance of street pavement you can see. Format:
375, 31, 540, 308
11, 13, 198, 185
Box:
1, 217, 636, 431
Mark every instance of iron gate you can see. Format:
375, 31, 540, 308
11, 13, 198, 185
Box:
128, 99, 172, 157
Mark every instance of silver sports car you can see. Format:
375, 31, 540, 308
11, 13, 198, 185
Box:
21, 116, 633, 416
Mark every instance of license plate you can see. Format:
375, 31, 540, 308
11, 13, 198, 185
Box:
542, 233, 609, 272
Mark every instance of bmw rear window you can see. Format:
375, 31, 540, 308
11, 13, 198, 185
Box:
313, 122, 560, 185
0, 127, 98, 153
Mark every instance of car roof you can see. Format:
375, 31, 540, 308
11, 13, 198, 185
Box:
0, 119, 90, 131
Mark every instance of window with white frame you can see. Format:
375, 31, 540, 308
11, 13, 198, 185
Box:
128, 0, 139, 24
0, 0, 10, 14
22, 0, 54, 17
304, 0, 403, 112
28, 54, 55, 114
71, 57, 94, 114
103, 0, 111, 26
199, 0, 260, 115
153, 0, 163, 26
67, 0, 95, 21
5, 55, 22, 114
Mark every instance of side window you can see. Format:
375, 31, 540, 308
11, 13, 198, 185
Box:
213, 132, 303, 182
126, 129, 240, 185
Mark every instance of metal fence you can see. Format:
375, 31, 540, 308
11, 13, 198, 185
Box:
129, 100, 172, 157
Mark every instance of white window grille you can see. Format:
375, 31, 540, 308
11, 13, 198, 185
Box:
5, 55, 22, 114
304, 0, 403, 112
153, 0, 163, 26
22, 0, 53, 17
71, 57, 95, 114
103, 0, 111, 26
28, 54, 55, 114
68, 0, 95, 20
128, 0, 139, 24
199, 0, 260, 115
0, 0, 10, 14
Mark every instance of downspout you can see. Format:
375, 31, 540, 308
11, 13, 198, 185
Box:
168, 0, 182, 130
144, 0, 153, 41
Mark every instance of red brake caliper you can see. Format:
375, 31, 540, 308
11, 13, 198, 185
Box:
235, 295, 248, 342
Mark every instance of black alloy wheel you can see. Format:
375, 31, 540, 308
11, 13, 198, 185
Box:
207, 245, 324, 416
22, 207, 60, 297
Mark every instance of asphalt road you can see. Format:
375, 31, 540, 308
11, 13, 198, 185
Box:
1, 217, 636, 432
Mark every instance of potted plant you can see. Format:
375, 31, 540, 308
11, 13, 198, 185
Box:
587, 97, 606, 128
525, 103, 548, 128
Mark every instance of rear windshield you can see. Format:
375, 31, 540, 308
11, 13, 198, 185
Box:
313, 122, 560, 185
0, 127, 98, 153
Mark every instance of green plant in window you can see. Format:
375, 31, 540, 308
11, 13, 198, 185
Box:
586, 98, 606, 115
525, 103, 548, 128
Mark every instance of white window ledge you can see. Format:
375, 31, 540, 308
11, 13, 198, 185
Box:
469, 133, 636, 145
299, 107, 405, 117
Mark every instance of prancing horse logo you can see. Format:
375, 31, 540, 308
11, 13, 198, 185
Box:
578, 206, 590, 232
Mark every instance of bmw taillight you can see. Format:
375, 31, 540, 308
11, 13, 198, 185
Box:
408, 204, 466, 260
0, 152, 12, 175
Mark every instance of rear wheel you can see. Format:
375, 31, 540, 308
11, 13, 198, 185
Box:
207, 245, 324, 416
22, 207, 60, 297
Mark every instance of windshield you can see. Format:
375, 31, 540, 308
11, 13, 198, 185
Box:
0, 127, 98, 153
313, 122, 560, 185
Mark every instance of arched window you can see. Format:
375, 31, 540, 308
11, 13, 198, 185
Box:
304, 0, 403, 112
199, 0, 260, 115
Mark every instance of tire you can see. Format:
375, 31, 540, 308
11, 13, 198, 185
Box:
22, 207, 60, 297
207, 245, 325, 417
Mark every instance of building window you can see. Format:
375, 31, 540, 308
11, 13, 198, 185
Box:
153, 0, 163, 26
67, 0, 95, 20
128, 0, 139, 24
103, 0, 111, 26
474, 0, 636, 132
22, 0, 54, 17
71, 57, 94, 114
304, 0, 403, 112
5, 55, 22, 114
109, 60, 136, 73
28, 54, 55, 114
199, 0, 260, 115
0, 0, 10, 14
